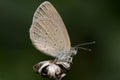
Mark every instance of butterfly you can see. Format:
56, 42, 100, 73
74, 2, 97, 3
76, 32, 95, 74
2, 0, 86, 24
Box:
30, 1, 95, 80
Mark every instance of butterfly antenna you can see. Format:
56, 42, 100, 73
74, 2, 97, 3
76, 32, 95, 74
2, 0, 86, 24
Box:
75, 41, 96, 47
74, 41, 95, 51
76, 47, 91, 51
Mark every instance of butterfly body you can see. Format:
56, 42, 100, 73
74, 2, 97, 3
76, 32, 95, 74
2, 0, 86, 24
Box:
30, 1, 77, 80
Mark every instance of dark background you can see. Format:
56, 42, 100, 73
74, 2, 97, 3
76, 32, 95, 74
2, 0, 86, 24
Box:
0, 0, 120, 80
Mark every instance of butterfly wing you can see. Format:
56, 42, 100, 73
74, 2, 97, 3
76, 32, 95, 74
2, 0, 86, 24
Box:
30, 1, 71, 57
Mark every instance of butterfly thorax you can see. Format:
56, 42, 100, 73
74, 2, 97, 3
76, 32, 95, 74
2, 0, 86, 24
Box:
56, 47, 77, 63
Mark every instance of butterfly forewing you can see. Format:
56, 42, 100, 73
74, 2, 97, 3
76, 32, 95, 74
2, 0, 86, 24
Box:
30, 1, 71, 57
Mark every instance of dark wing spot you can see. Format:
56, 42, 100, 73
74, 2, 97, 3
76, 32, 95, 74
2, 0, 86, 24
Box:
45, 33, 47, 35
60, 41, 62, 44
54, 44, 56, 46
56, 29, 58, 32
54, 33, 56, 35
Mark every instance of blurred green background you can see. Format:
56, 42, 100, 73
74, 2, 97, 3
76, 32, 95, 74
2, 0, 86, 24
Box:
0, 0, 120, 80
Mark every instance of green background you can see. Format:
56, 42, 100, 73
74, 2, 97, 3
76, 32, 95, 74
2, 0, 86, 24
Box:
0, 0, 120, 80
